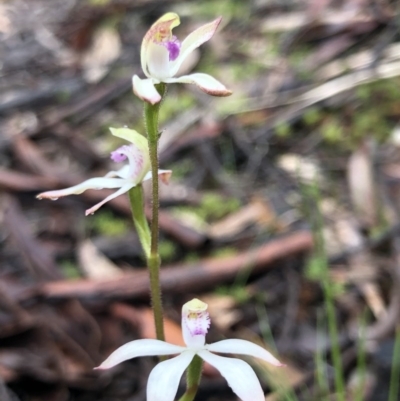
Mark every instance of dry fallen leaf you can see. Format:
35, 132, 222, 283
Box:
81, 25, 121, 83
78, 240, 124, 280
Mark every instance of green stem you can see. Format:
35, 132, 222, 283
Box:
389, 325, 400, 401
128, 185, 151, 259
178, 355, 203, 401
143, 83, 167, 342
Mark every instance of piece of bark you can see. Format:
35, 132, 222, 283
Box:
40, 231, 312, 300
0, 170, 58, 192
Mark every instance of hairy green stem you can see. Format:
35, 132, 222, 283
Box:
178, 355, 203, 401
128, 185, 151, 258
143, 83, 167, 342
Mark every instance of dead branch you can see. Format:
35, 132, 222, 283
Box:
40, 230, 313, 300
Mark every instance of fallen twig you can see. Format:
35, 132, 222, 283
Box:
40, 230, 313, 300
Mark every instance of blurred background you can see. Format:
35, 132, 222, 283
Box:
1, 0, 400, 400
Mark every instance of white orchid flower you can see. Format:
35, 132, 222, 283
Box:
37, 127, 171, 216
96, 298, 284, 401
133, 13, 232, 104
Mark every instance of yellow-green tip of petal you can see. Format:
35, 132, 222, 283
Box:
183, 298, 208, 313
109, 127, 147, 146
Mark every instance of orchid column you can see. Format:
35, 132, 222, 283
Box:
132, 12, 231, 343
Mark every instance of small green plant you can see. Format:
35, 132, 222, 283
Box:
158, 240, 178, 262
89, 210, 129, 236
215, 284, 250, 304
302, 183, 345, 401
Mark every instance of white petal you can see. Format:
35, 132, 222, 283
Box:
105, 165, 131, 179
198, 350, 265, 401
169, 18, 222, 77
85, 183, 135, 215
132, 75, 162, 104
146, 41, 171, 80
207, 339, 284, 367
165, 73, 231, 97
95, 339, 186, 370
147, 350, 195, 401
37, 177, 127, 200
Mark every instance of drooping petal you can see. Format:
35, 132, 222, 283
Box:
36, 177, 128, 200
142, 169, 172, 185
147, 350, 195, 401
109, 127, 148, 152
132, 75, 162, 104
198, 350, 265, 401
95, 339, 186, 370
181, 298, 210, 348
109, 127, 150, 182
169, 17, 222, 77
141, 12, 180, 78
85, 183, 135, 215
105, 165, 131, 179
206, 339, 284, 367
165, 73, 232, 97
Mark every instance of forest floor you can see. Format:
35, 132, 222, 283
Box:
1, 1, 400, 400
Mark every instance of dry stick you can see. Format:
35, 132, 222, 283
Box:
40, 231, 313, 300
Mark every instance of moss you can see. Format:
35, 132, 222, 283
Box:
184, 252, 201, 263
199, 192, 241, 221
321, 118, 342, 144
158, 91, 196, 124
60, 260, 82, 279
215, 284, 250, 304
303, 108, 321, 126
158, 240, 178, 262
172, 193, 241, 226
168, 158, 194, 180
89, 210, 129, 236
188, 0, 250, 21
210, 247, 238, 258
275, 121, 291, 138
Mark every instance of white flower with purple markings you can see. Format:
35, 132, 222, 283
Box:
96, 298, 284, 401
133, 13, 232, 104
37, 127, 171, 215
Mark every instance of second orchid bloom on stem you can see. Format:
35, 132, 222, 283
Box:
96, 298, 284, 401
133, 12, 232, 104
37, 127, 171, 215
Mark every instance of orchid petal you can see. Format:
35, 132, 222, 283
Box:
132, 75, 162, 104
37, 177, 127, 200
207, 339, 284, 367
141, 13, 180, 78
198, 350, 265, 401
85, 183, 135, 215
169, 17, 222, 77
147, 350, 195, 401
109, 127, 147, 149
146, 42, 171, 80
95, 339, 186, 370
181, 298, 209, 349
142, 169, 172, 185
105, 165, 131, 179
165, 73, 232, 97
109, 127, 150, 182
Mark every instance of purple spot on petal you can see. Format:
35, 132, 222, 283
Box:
165, 37, 181, 61
111, 147, 127, 163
